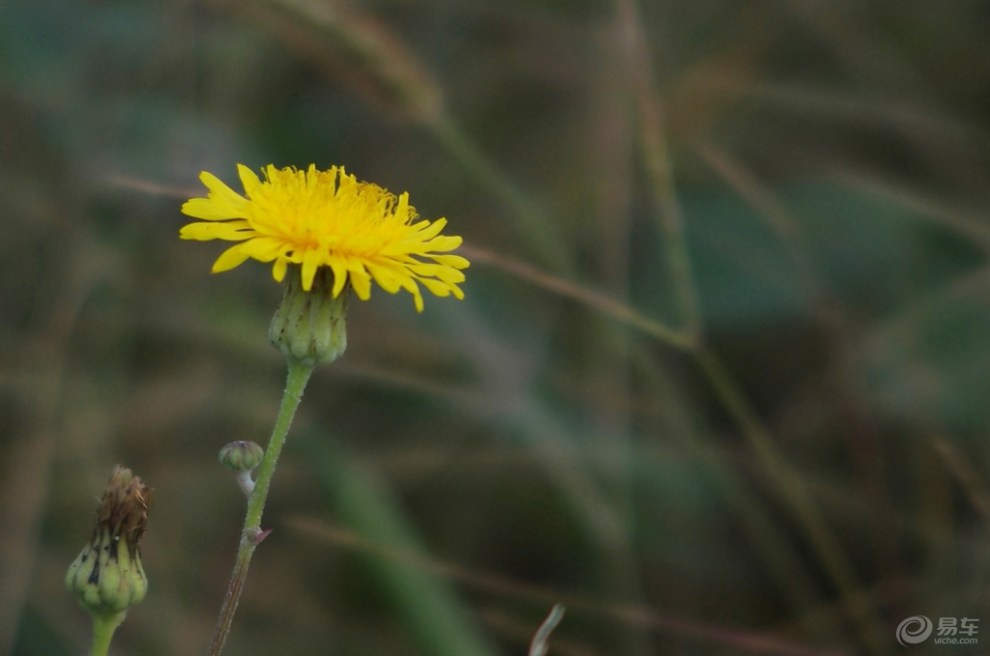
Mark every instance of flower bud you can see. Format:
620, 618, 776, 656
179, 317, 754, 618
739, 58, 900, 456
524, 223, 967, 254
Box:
66, 466, 151, 618
269, 266, 347, 367
219, 441, 265, 472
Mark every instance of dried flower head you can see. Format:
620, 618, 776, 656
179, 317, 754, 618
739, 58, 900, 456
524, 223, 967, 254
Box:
66, 466, 152, 618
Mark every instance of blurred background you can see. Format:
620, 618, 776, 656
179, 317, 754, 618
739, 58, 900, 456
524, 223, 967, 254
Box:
3, 0, 990, 654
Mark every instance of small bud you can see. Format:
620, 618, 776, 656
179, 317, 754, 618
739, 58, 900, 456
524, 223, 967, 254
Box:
269, 266, 347, 367
219, 441, 265, 473
66, 466, 152, 619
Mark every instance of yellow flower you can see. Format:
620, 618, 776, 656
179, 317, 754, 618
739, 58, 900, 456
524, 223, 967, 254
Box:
180, 164, 469, 312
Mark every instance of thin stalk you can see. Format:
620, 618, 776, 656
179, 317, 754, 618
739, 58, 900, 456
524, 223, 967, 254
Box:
426, 117, 572, 275
461, 245, 696, 351
207, 361, 314, 656
528, 604, 565, 656
615, 0, 703, 340
90, 613, 125, 656
615, 1, 881, 648
694, 345, 886, 656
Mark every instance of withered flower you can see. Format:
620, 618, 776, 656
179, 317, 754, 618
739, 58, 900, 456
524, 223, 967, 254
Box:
66, 466, 152, 619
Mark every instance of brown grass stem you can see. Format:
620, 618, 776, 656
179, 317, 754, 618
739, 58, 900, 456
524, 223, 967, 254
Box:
462, 245, 696, 350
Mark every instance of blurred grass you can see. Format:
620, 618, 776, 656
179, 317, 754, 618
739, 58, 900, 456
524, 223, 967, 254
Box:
3, 0, 990, 655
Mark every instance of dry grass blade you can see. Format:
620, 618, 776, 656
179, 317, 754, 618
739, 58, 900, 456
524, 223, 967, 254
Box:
462, 244, 695, 349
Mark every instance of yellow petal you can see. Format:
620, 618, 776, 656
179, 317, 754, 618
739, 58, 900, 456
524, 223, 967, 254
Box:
328, 257, 348, 297
422, 235, 462, 252
239, 236, 288, 262
419, 278, 452, 297
415, 217, 447, 240
181, 197, 241, 221
211, 243, 253, 273
432, 254, 470, 269
368, 264, 403, 294
348, 263, 372, 300
179, 221, 255, 241
411, 286, 424, 312
300, 248, 322, 291
408, 263, 466, 283
237, 164, 262, 198
199, 171, 248, 216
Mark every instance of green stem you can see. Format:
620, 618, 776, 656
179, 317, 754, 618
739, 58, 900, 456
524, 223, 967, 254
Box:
90, 613, 124, 656
207, 361, 314, 656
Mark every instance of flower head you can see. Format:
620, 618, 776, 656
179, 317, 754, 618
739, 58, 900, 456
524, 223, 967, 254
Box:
180, 164, 469, 312
66, 466, 152, 618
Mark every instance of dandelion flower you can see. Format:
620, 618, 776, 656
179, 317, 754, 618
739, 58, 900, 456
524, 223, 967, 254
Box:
180, 164, 469, 312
